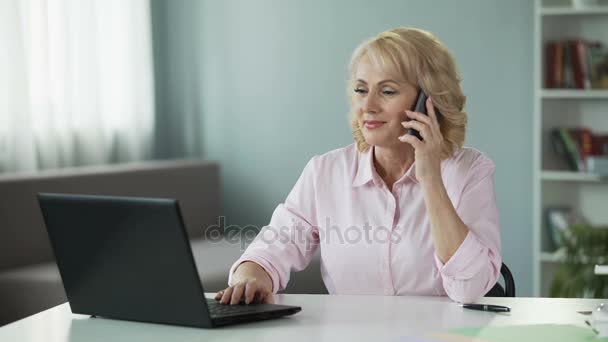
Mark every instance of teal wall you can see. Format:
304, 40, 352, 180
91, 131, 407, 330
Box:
151, 0, 534, 296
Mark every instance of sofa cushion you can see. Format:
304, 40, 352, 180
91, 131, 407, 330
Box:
0, 159, 221, 270
0, 262, 65, 326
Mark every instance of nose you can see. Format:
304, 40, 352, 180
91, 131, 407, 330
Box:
361, 91, 380, 114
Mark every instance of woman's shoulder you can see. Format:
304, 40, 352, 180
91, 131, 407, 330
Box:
443, 147, 496, 182
449, 147, 495, 169
304, 143, 358, 175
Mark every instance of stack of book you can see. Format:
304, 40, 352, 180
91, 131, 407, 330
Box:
550, 127, 608, 174
545, 39, 608, 89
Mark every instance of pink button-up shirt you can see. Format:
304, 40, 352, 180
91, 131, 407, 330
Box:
228, 143, 501, 303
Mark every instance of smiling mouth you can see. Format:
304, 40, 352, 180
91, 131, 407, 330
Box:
363, 121, 386, 129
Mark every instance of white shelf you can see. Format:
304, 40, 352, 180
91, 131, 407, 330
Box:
541, 6, 608, 15
541, 170, 607, 182
541, 89, 608, 99
540, 249, 607, 264
540, 250, 565, 262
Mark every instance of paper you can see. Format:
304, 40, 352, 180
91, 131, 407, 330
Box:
393, 336, 473, 342
446, 324, 603, 342
396, 324, 607, 342
595, 265, 608, 275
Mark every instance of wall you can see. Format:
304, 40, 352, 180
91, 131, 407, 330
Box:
150, 0, 534, 295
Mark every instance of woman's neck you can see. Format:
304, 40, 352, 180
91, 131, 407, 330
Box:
373, 144, 415, 190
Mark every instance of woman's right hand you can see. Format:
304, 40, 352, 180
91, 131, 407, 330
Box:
214, 261, 274, 305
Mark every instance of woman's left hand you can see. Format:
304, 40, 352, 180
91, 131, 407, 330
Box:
398, 97, 443, 184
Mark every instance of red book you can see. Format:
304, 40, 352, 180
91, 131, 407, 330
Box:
570, 40, 582, 89
577, 40, 591, 89
592, 134, 608, 156
570, 39, 589, 89
555, 41, 564, 88
545, 42, 556, 88
570, 128, 593, 171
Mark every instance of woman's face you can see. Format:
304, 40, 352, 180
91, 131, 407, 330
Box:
353, 57, 419, 149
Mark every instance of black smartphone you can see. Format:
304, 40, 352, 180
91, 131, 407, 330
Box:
407, 90, 442, 140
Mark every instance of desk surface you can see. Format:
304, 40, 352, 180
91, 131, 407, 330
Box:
0, 294, 603, 342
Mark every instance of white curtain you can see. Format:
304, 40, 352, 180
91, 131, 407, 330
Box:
0, 0, 155, 173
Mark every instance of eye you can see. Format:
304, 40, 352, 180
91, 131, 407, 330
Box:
354, 88, 367, 94
382, 90, 397, 96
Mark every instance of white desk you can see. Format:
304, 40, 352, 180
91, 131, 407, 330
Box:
0, 294, 603, 342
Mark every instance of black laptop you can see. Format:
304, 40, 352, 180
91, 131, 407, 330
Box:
37, 193, 301, 328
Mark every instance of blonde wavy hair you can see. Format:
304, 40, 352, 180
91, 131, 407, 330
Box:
348, 27, 467, 159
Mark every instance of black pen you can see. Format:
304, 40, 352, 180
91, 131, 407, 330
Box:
459, 303, 511, 313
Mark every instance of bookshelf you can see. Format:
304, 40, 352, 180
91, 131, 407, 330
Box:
540, 250, 566, 262
541, 170, 607, 181
541, 89, 608, 98
541, 6, 608, 15
533, 0, 608, 297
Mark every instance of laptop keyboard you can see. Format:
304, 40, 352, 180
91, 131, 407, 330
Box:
206, 298, 262, 317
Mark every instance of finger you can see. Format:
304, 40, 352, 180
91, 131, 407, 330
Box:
426, 97, 441, 131
401, 121, 429, 139
231, 283, 246, 305
220, 286, 234, 305
405, 110, 432, 126
253, 289, 271, 304
252, 289, 266, 304
214, 289, 225, 301
398, 132, 423, 149
244, 282, 257, 304
257, 292, 267, 304
264, 293, 275, 304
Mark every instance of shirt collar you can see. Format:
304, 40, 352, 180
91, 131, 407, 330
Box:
402, 162, 419, 184
352, 146, 374, 187
352, 146, 419, 188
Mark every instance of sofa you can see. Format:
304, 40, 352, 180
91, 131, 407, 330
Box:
0, 159, 327, 326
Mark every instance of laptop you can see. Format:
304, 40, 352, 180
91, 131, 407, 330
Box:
37, 193, 301, 328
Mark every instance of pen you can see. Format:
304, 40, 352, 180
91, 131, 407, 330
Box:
459, 303, 511, 313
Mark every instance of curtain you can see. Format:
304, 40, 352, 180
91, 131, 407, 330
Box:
0, 0, 155, 173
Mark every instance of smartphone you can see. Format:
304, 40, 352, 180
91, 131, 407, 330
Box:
407, 90, 442, 140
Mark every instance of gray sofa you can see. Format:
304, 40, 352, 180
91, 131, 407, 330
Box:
0, 159, 325, 327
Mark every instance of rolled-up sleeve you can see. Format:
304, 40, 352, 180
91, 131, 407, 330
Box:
228, 157, 320, 293
434, 159, 502, 303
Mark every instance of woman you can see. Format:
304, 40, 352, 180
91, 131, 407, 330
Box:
215, 27, 501, 305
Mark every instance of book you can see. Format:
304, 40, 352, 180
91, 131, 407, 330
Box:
544, 39, 608, 89
586, 156, 608, 175
563, 41, 572, 88
592, 134, 608, 155
545, 42, 557, 88
589, 41, 608, 88
570, 40, 590, 89
560, 128, 583, 171
570, 127, 593, 171
550, 129, 578, 171
544, 207, 587, 250
556, 41, 564, 88
549, 127, 608, 172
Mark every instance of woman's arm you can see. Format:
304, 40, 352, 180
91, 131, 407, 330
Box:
226, 157, 321, 296
420, 177, 469, 263
400, 98, 501, 303
421, 164, 502, 303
